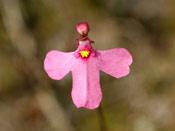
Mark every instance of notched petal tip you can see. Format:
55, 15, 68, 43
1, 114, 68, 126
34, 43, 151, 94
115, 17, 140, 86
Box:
116, 66, 130, 79
73, 99, 101, 109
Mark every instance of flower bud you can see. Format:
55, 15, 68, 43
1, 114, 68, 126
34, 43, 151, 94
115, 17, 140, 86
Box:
76, 22, 90, 36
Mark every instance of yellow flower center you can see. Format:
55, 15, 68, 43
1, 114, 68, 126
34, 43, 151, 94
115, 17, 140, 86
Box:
80, 50, 90, 58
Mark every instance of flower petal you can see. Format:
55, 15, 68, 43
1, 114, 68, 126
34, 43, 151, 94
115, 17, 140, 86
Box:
97, 48, 133, 78
44, 50, 74, 80
71, 57, 102, 109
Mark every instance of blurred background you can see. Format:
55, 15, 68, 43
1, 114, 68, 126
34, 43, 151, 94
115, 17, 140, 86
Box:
0, 0, 174, 131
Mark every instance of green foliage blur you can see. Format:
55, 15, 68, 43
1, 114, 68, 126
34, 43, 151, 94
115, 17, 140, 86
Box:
0, 0, 174, 131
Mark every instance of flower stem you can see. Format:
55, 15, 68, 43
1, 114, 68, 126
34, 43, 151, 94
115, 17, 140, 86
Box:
97, 105, 107, 131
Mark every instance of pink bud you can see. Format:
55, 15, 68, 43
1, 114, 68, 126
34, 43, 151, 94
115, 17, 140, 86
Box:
76, 22, 90, 36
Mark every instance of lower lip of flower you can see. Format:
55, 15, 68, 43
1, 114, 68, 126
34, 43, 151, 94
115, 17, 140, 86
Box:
80, 50, 90, 58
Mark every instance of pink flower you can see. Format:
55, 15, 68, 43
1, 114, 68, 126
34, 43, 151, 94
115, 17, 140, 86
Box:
44, 22, 133, 109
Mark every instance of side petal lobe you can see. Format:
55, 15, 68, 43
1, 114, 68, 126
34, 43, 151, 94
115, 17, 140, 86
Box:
44, 50, 73, 80
97, 48, 132, 78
